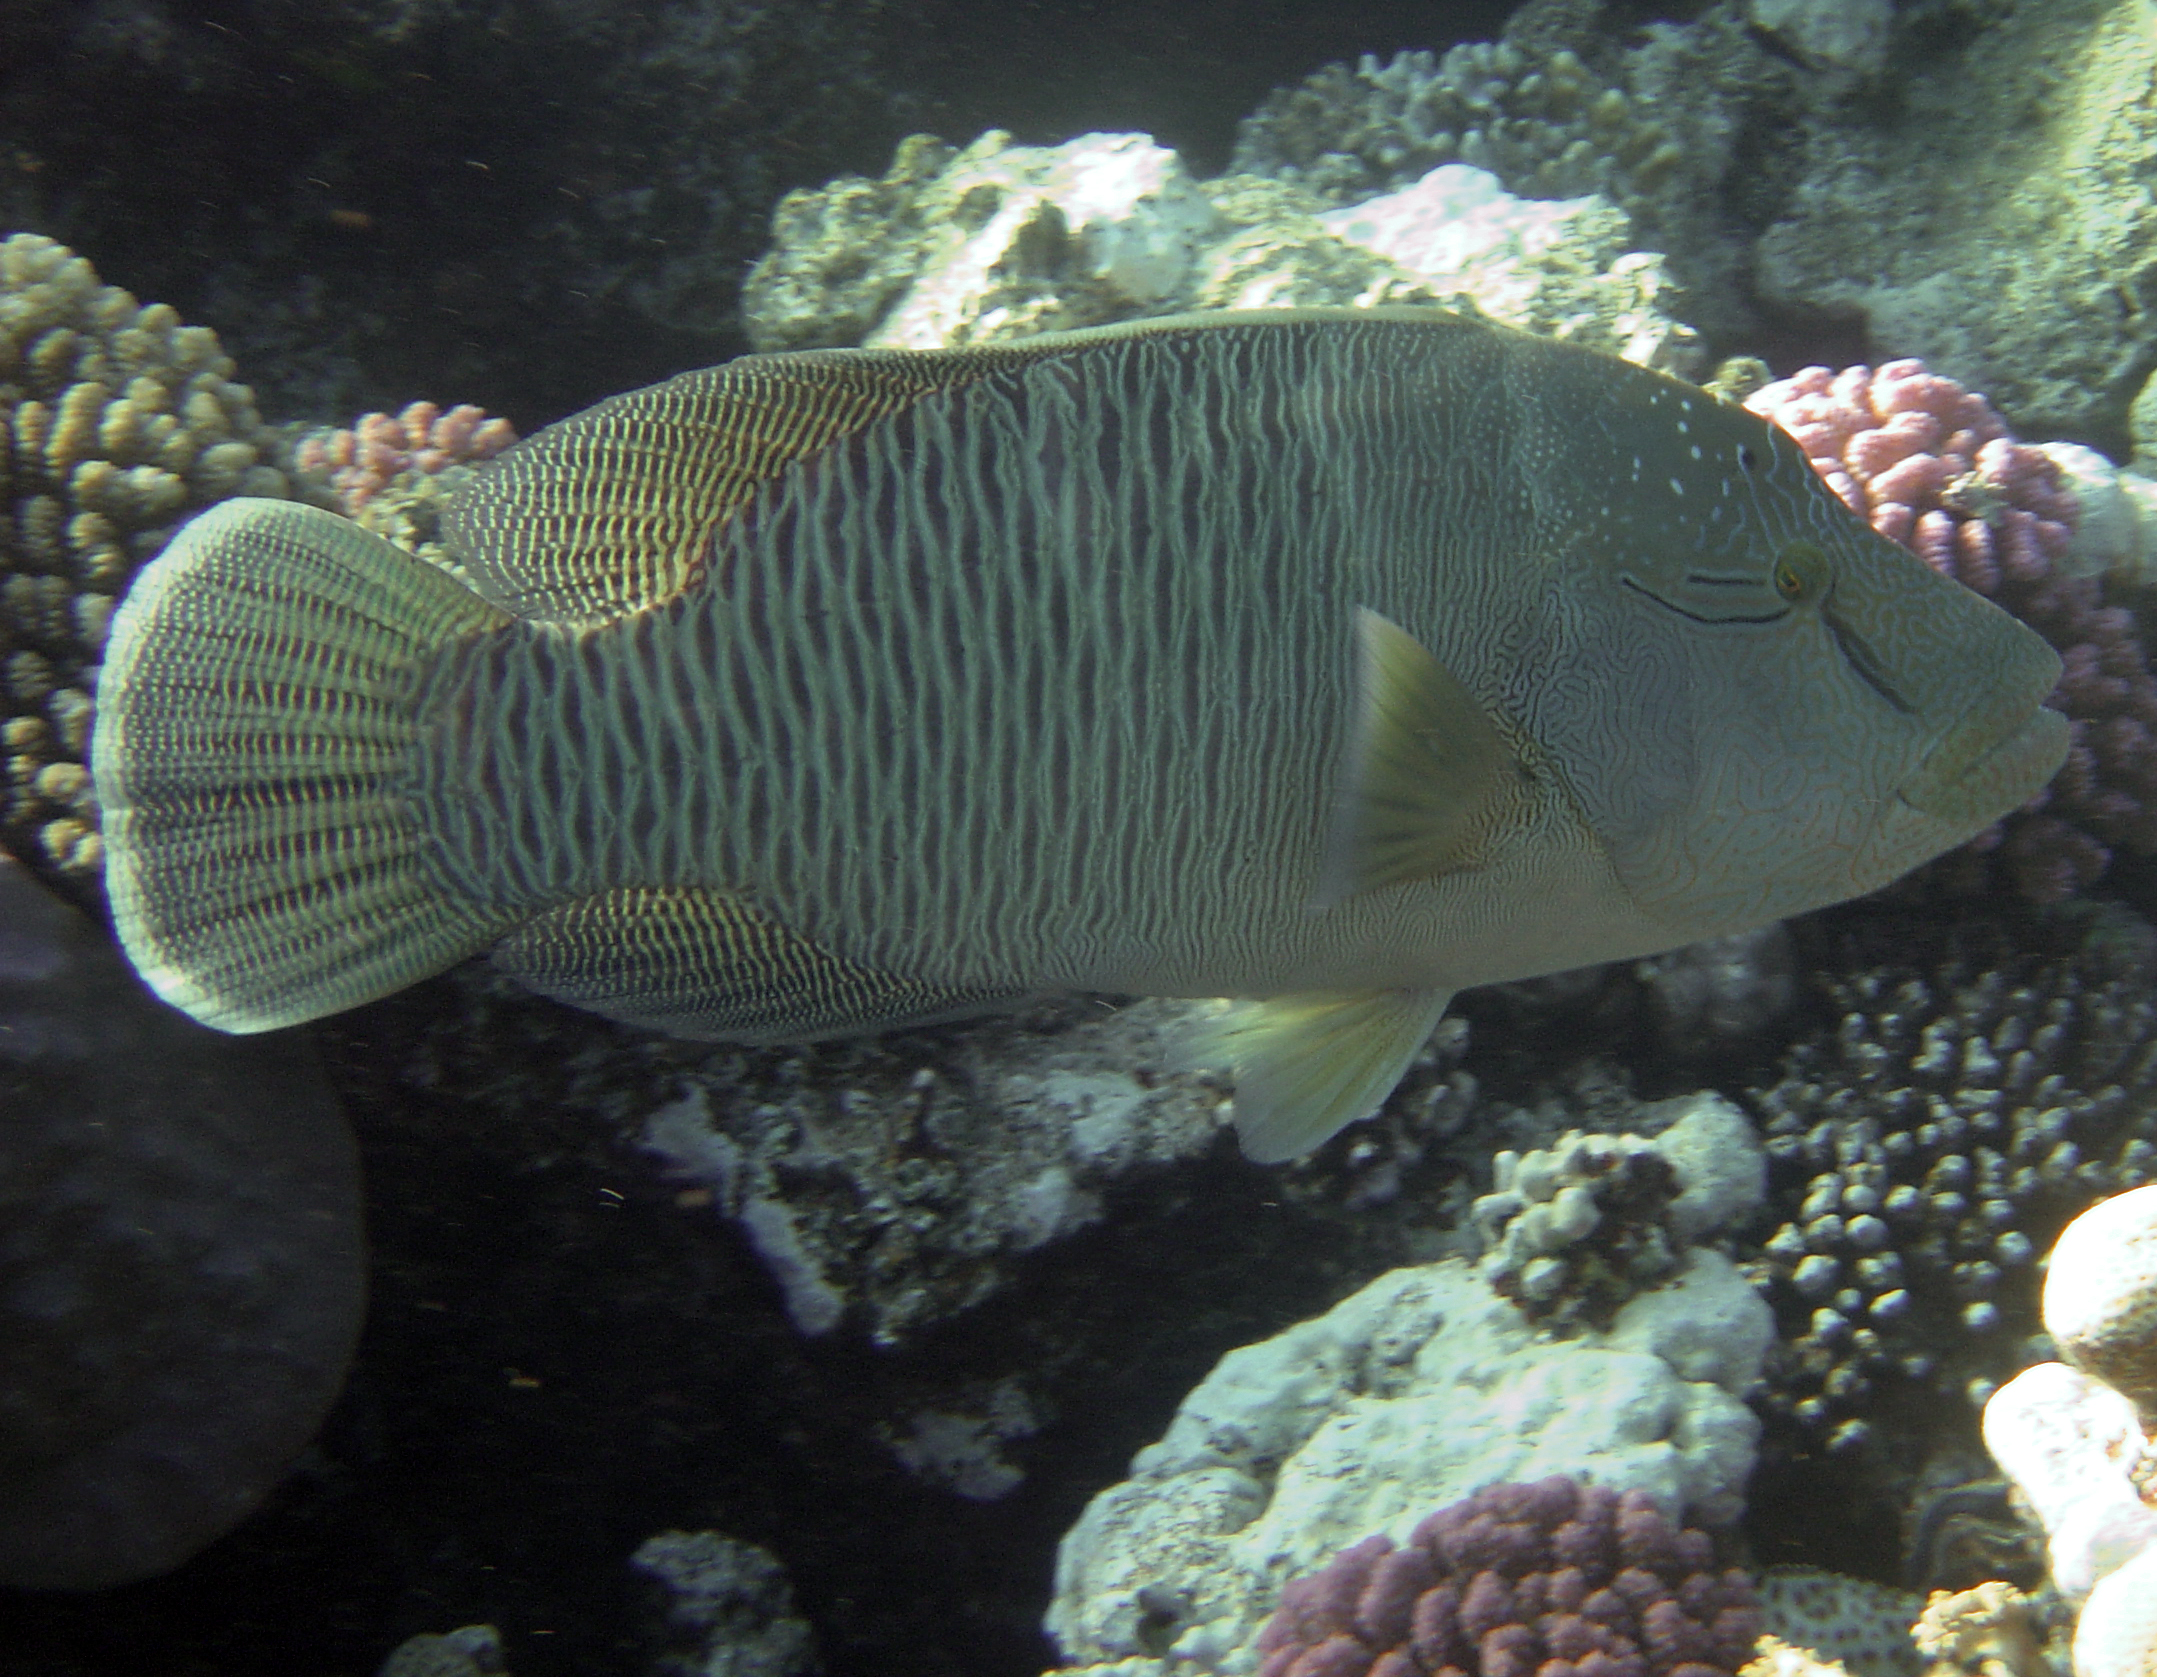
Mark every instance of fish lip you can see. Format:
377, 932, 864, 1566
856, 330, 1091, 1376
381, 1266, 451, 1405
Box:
1897, 699, 2068, 823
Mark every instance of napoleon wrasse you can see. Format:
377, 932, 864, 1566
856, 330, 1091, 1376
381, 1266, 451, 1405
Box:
91, 309, 2067, 1160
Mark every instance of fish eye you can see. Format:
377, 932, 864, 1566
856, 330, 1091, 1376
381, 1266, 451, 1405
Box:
1773, 541, 1824, 602
1738, 445, 1758, 472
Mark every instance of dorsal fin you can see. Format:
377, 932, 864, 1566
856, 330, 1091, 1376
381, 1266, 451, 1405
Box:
442, 308, 1493, 624
444, 347, 1025, 623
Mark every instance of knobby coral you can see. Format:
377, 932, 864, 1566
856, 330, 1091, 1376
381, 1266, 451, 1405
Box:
292, 400, 516, 516
1252, 1477, 1759, 1677
1745, 360, 2155, 902
1746, 905, 2157, 1452
0, 233, 286, 895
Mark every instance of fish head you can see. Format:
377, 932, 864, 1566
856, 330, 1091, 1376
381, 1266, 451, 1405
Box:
1517, 360, 2067, 937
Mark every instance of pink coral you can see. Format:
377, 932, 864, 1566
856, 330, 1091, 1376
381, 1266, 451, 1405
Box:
1748, 361, 2157, 903
295, 400, 517, 514
1253, 1478, 1757, 1677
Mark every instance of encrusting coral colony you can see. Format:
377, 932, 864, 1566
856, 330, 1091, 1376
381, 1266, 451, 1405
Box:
19, 1, 2157, 1674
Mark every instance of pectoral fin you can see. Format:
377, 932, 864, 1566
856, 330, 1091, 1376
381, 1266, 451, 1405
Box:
1180, 987, 1454, 1163
1318, 607, 1526, 905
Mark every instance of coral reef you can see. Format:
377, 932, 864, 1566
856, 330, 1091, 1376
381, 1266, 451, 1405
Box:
0, 0, 934, 421
425, 975, 1237, 1346
0, 859, 363, 1589
1744, 904, 2157, 1453
290, 400, 518, 575
1470, 1095, 1764, 1327
1222, 11, 1809, 345
1745, 360, 2155, 903
2042, 1183, 2157, 1421
1984, 1272, 2157, 1601
1309, 164, 1698, 372
1632, 927, 1800, 1061
1754, 0, 2157, 445
631, 1530, 821, 1677
1248, 1477, 1760, 1677
1752, 1568, 1922, 1677
293, 400, 516, 516
1910, 1582, 2049, 1677
744, 131, 1227, 353
1227, 42, 1683, 217
1740, 1638, 1853, 1677
1045, 1249, 1770, 1665
377, 1626, 508, 1677
743, 132, 1697, 369
2072, 1543, 2157, 1677
1743, 0, 1892, 77
1983, 1188, 2157, 1677
1742, 363, 2074, 601
0, 233, 286, 893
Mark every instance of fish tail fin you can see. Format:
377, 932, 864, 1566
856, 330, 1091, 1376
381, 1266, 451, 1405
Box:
92, 497, 518, 1032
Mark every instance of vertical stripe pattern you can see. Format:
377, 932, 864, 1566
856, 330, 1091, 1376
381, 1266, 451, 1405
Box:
415, 315, 1556, 1000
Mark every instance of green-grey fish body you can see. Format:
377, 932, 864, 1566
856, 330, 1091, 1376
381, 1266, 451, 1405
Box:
422, 318, 1630, 999
91, 309, 2069, 1161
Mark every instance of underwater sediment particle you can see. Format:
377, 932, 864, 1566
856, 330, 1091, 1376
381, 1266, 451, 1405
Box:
0, 859, 363, 1589
0, 233, 287, 901
1745, 905, 2157, 1451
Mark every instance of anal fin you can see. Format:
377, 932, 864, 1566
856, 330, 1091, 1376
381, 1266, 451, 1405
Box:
493, 887, 1014, 1040
1180, 987, 1454, 1163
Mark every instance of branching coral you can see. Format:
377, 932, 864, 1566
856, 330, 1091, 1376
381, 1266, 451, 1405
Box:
0, 233, 286, 894
1746, 361, 2156, 902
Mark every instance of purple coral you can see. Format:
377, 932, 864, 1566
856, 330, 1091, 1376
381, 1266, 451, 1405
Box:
1747, 361, 2157, 902
1252, 1477, 1758, 1677
294, 399, 517, 514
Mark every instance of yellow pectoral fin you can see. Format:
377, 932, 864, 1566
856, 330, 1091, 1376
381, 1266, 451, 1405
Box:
1318, 607, 1529, 906
1180, 987, 1454, 1163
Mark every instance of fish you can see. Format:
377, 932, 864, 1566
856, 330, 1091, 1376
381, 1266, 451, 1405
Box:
89, 307, 2068, 1162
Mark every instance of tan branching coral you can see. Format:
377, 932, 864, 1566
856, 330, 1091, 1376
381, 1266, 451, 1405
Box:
1912, 1583, 2049, 1677
0, 233, 287, 891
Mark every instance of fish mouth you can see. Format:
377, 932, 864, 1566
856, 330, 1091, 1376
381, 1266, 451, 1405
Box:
1899, 698, 2070, 828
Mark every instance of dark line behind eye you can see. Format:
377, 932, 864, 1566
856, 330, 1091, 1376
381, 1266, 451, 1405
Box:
1620, 574, 1787, 626
1825, 608, 1915, 714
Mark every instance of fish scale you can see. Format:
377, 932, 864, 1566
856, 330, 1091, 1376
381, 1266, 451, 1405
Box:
90, 308, 2067, 1161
